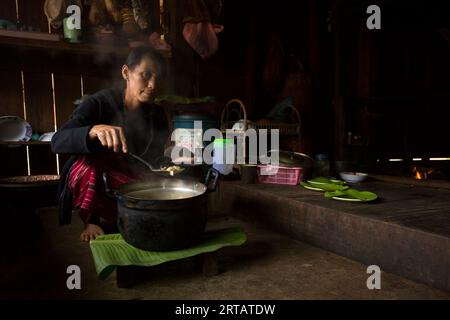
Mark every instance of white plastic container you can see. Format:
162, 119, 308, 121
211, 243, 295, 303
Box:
213, 139, 235, 175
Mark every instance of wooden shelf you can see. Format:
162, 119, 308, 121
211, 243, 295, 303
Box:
0, 32, 129, 58
0, 141, 51, 146
0, 32, 173, 63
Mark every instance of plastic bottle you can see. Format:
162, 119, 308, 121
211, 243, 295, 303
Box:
213, 139, 235, 175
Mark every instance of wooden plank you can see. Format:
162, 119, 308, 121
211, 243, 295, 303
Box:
0, 69, 28, 178
0, 35, 129, 59
54, 74, 81, 127
22, 70, 56, 175
0, 70, 23, 117
23, 71, 54, 134
0, 141, 50, 146
0, 30, 60, 41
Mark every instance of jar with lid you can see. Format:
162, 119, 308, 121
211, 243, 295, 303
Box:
314, 153, 330, 177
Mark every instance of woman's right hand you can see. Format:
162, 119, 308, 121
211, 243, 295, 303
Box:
88, 125, 128, 153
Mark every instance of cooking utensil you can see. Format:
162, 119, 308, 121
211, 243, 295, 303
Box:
128, 152, 182, 177
129, 151, 212, 180
103, 168, 219, 251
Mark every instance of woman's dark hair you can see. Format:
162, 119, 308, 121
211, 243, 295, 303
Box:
125, 46, 166, 79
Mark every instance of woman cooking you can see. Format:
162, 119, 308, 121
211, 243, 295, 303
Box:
51, 46, 169, 242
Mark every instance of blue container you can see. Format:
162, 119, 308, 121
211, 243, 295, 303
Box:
173, 114, 217, 131
172, 115, 218, 150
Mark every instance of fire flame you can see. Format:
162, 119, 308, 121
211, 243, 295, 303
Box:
415, 170, 424, 180
412, 166, 432, 180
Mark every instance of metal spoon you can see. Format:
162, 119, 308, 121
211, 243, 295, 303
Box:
129, 152, 157, 171
129, 152, 180, 177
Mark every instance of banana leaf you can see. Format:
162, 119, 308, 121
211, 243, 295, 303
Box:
301, 181, 349, 192
90, 227, 247, 280
308, 176, 346, 185
324, 188, 378, 201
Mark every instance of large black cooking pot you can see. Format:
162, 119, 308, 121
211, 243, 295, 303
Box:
103, 169, 219, 251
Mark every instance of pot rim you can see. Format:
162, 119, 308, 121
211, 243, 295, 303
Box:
116, 178, 208, 202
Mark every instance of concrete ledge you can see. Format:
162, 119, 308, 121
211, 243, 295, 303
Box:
209, 181, 450, 292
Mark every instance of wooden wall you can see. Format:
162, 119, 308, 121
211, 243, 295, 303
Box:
0, 0, 118, 178
337, 1, 450, 166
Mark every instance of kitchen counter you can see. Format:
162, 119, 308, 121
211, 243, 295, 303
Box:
209, 179, 450, 292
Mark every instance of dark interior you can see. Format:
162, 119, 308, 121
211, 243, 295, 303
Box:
1, 0, 448, 180
0, 0, 449, 301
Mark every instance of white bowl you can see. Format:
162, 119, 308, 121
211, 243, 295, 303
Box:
0, 116, 32, 142
231, 120, 254, 131
339, 172, 368, 183
39, 132, 55, 142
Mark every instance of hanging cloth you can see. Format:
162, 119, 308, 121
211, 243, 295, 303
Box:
44, 0, 82, 29
182, 0, 224, 60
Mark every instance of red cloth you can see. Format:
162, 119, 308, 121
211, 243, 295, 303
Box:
68, 154, 135, 226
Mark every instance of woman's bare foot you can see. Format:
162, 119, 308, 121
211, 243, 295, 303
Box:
80, 223, 104, 242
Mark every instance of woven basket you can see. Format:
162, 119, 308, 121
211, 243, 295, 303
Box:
220, 99, 301, 136
253, 104, 301, 136
220, 99, 248, 132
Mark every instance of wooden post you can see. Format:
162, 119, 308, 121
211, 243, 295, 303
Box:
333, 0, 345, 162
195, 252, 219, 276
201, 252, 219, 276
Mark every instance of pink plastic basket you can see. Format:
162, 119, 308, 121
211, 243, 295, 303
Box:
257, 165, 303, 185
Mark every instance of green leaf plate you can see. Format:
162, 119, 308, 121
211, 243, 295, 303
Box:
301, 181, 349, 192
324, 189, 378, 202
307, 176, 346, 185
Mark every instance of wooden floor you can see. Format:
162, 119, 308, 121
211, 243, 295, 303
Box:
210, 178, 450, 292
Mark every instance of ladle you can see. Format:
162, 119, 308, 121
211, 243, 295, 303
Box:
129, 152, 180, 176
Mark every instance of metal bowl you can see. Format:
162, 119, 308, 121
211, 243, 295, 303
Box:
0, 175, 60, 209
